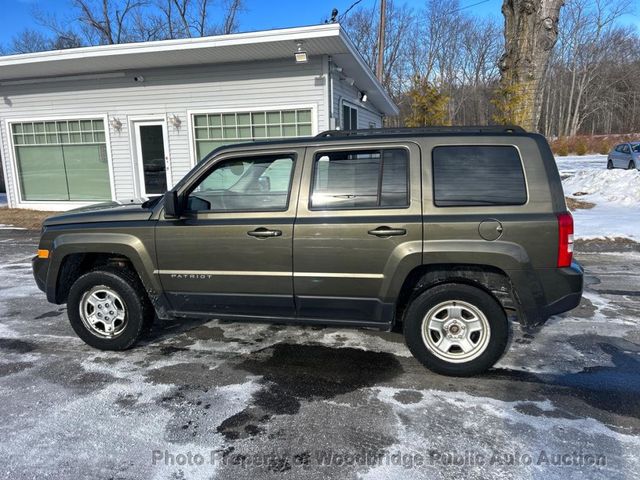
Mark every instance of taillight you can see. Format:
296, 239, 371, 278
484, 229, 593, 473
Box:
557, 212, 574, 267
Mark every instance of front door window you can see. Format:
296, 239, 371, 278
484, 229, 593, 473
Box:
186, 155, 294, 212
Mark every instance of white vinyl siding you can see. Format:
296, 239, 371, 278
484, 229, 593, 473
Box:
193, 109, 313, 161
0, 58, 327, 208
332, 77, 384, 129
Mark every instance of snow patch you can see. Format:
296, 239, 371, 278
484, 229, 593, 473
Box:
563, 169, 640, 206
555, 155, 607, 174
556, 155, 640, 240
0, 224, 26, 230
360, 387, 640, 479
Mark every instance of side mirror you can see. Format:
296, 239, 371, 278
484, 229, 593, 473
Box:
164, 191, 181, 218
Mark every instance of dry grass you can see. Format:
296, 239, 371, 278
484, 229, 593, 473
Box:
566, 197, 595, 211
550, 133, 640, 156
0, 208, 57, 231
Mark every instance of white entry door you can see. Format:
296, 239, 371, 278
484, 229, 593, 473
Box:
134, 120, 170, 197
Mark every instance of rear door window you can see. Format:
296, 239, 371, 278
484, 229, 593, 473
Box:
311, 149, 409, 209
432, 145, 527, 207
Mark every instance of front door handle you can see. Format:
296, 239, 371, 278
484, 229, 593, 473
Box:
368, 226, 407, 237
248, 228, 282, 238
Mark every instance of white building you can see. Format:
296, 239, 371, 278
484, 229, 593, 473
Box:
0, 24, 397, 210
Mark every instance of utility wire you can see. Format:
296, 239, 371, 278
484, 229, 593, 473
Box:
338, 0, 365, 21
337, 0, 491, 21
449, 0, 491, 15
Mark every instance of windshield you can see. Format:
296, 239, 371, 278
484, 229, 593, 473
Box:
632, 143, 640, 153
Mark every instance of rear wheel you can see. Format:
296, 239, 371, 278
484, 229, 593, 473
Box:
67, 268, 154, 350
403, 283, 509, 376
607, 159, 613, 169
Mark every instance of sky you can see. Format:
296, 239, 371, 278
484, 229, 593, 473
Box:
0, 0, 637, 49
0, 0, 504, 46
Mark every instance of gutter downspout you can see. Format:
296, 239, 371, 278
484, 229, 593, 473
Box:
328, 55, 335, 130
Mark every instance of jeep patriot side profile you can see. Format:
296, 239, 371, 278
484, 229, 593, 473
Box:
32, 126, 583, 376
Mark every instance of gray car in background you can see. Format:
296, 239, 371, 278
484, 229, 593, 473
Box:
607, 142, 640, 170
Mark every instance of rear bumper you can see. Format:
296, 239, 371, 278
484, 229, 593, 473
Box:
542, 290, 583, 318
510, 261, 584, 327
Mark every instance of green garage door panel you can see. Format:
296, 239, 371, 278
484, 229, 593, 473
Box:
16, 146, 68, 201
63, 145, 111, 200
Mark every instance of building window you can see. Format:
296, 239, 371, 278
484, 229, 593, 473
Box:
193, 109, 313, 161
432, 146, 527, 207
342, 103, 358, 130
11, 119, 111, 202
311, 149, 409, 210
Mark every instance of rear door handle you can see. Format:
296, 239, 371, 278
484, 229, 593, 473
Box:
368, 226, 407, 237
248, 228, 282, 238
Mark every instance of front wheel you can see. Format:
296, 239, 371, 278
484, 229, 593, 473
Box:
607, 159, 613, 169
403, 283, 509, 376
629, 161, 636, 170
67, 268, 154, 350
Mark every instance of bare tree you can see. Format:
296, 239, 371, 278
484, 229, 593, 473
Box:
20, 0, 245, 50
153, 0, 243, 38
8, 29, 52, 54
8, 29, 83, 54
343, 0, 414, 96
538, 0, 639, 136
496, 0, 564, 130
72, 0, 146, 44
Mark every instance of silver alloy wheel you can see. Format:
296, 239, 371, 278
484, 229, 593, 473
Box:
79, 285, 127, 338
421, 300, 491, 363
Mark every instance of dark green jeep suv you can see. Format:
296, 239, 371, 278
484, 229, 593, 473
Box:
32, 126, 583, 376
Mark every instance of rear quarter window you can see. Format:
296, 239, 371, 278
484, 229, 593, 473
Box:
432, 145, 527, 207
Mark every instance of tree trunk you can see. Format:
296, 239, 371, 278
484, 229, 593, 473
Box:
498, 0, 564, 131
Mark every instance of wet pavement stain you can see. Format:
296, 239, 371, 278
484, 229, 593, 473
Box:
0, 338, 36, 354
146, 363, 215, 388
35, 360, 116, 394
488, 342, 640, 420
596, 289, 640, 297
34, 311, 63, 319
0, 361, 34, 377
514, 402, 578, 419
217, 410, 267, 440
115, 393, 142, 409
215, 344, 404, 442
239, 343, 403, 400
392, 390, 424, 405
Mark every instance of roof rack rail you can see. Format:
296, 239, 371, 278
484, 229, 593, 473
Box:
315, 125, 526, 138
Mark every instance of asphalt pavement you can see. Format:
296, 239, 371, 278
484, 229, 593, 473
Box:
0, 230, 639, 479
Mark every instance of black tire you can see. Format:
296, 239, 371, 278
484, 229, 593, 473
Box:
403, 283, 509, 376
67, 267, 154, 350
629, 161, 636, 170
607, 159, 613, 169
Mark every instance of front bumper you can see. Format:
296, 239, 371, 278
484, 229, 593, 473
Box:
32, 255, 48, 293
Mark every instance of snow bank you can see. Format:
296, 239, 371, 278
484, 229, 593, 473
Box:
555, 154, 607, 174
556, 155, 640, 240
562, 168, 640, 206
571, 205, 640, 240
